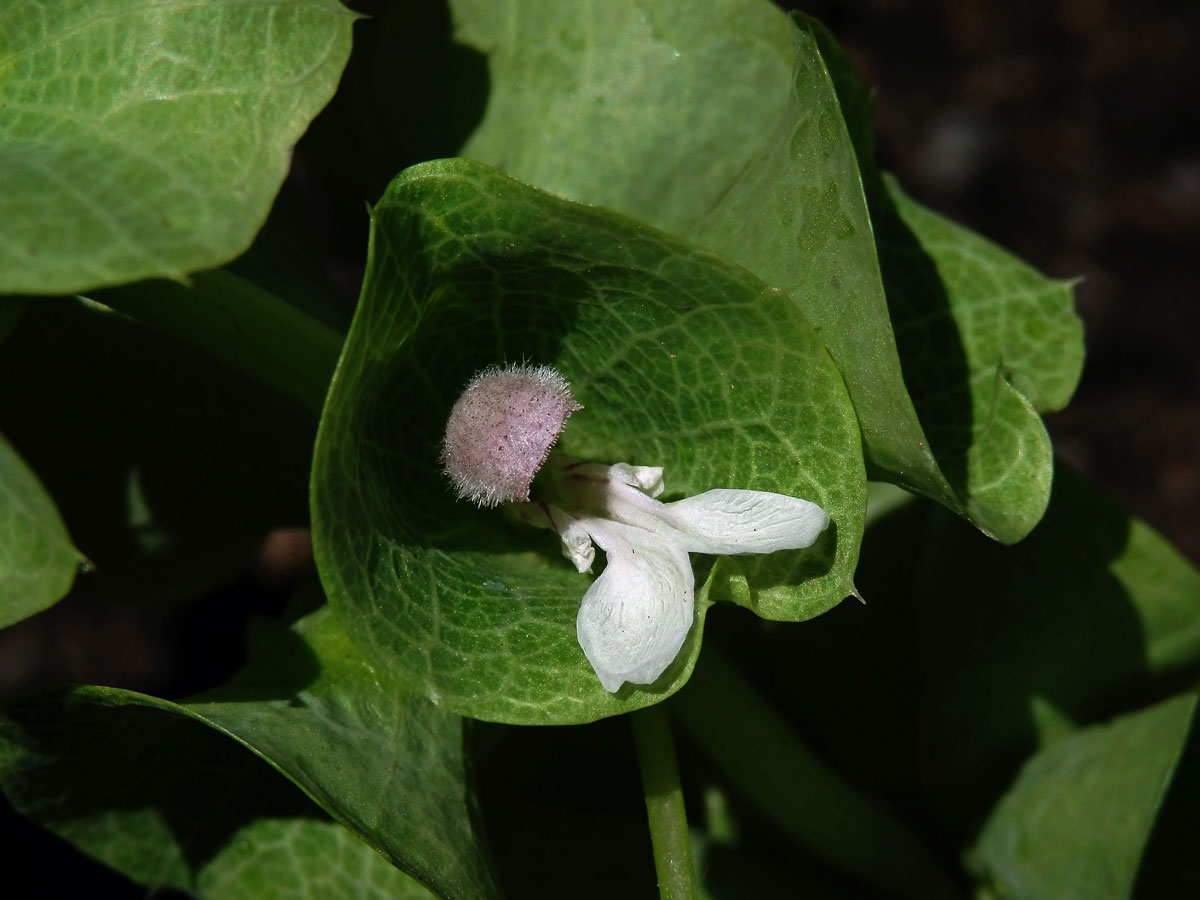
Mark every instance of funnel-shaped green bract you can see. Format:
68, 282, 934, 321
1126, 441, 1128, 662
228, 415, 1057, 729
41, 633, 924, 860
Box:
0, 0, 356, 294
311, 159, 864, 725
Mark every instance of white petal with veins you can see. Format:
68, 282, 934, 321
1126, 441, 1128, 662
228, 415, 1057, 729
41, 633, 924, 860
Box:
574, 516, 695, 692
657, 489, 830, 555
537, 455, 830, 692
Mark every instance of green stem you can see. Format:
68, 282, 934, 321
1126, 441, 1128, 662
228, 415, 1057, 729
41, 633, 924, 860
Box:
91, 269, 344, 415
672, 648, 963, 900
630, 704, 699, 900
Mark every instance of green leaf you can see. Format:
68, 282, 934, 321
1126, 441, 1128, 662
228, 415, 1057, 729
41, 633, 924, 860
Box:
687, 17, 955, 513
454, 1, 945, 504
793, 14, 876, 176
1135, 715, 1200, 895
186, 608, 499, 900
798, 11, 1084, 541
0, 0, 356, 295
452, 1, 1082, 541
0, 430, 82, 629
0, 606, 499, 900
454, 0, 795, 237
879, 179, 1083, 542
972, 691, 1197, 900
0, 685, 436, 900
0, 297, 312, 605
917, 465, 1200, 830
311, 158, 864, 724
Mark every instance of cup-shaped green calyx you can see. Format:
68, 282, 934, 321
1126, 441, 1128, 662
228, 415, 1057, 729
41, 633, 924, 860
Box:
441, 363, 582, 507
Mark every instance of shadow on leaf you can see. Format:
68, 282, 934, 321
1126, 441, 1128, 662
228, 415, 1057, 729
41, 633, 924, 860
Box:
875, 206, 972, 502
0, 689, 322, 886
349, 252, 582, 553
706, 466, 1197, 857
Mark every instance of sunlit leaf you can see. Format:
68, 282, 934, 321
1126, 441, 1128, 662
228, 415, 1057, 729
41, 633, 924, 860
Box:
454, 0, 794, 237
879, 179, 1082, 542
0, 0, 356, 294
801, 12, 1084, 541
688, 18, 954, 513
311, 158, 864, 724
452, 0, 1083, 542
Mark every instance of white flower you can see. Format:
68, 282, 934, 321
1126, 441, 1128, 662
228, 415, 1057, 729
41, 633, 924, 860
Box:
524, 457, 830, 692
440, 363, 829, 694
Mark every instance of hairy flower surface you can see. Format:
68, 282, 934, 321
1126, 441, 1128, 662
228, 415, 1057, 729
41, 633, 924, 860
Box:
526, 457, 830, 692
441, 363, 581, 507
